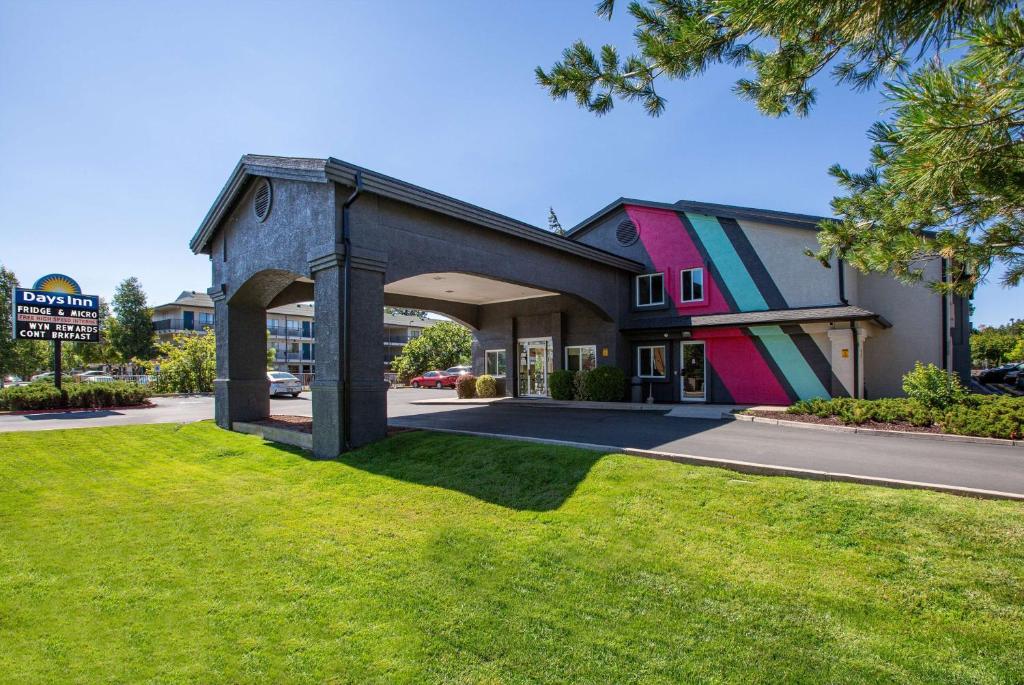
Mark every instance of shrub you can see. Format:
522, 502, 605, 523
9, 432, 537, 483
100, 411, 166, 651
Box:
549, 370, 575, 400
0, 383, 63, 411
475, 374, 498, 398
902, 362, 968, 410
65, 381, 150, 409
581, 366, 626, 402
456, 374, 477, 399
939, 396, 1024, 440
0, 380, 150, 411
573, 370, 591, 400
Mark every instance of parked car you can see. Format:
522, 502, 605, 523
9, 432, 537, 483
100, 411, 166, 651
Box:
84, 375, 115, 383
1004, 363, 1024, 385
444, 365, 472, 376
2, 374, 25, 387
29, 372, 74, 383
977, 363, 1020, 384
410, 370, 458, 389
75, 370, 109, 381
268, 371, 302, 397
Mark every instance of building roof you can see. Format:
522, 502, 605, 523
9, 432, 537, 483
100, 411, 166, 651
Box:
189, 155, 643, 273
568, 198, 833, 239
620, 305, 891, 332
154, 290, 436, 327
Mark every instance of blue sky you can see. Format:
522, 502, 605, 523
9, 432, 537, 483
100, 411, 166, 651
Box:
0, 0, 1018, 324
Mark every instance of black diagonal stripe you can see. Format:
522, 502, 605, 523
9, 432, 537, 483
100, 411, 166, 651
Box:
718, 217, 788, 310
704, 358, 733, 404
780, 324, 843, 396
676, 212, 738, 312
743, 327, 799, 404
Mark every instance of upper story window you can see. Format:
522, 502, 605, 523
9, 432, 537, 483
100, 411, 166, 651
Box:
636, 273, 665, 307
680, 268, 704, 303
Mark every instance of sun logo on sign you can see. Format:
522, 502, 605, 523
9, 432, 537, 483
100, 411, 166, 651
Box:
32, 274, 82, 295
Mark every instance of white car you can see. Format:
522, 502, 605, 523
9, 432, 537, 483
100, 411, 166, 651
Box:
84, 375, 115, 383
268, 371, 302, 397
76, 370, 109, 381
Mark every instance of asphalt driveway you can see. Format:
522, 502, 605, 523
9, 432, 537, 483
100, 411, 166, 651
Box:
1, 388, 1022, 496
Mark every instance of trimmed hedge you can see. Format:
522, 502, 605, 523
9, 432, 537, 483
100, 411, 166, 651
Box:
456, 374, 477, 399
549, 370, 575, 401
580, 366, 626, 402
0, 381, 151, 412
786, 395, 1024, 440
475, 374, 498, 398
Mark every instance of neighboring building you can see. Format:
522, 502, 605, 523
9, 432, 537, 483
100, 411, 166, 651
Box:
151, 291, 435, 375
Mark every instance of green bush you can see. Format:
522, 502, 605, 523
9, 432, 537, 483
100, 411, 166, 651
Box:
0, 383, 64, 411
0, 381, 150, 411
940, 396, 1024, 440
786, 394, 1024, 439
65, 381, 150, 409
902, 362, 968, 410
475, 374, 498, 398
549, 370, 575, 400
456, 374, 477, 399
580, 366, 626, 402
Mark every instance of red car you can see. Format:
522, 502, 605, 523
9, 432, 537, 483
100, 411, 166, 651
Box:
410, 370, 458, 389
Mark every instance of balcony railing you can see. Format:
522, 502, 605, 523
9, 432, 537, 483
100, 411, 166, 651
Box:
273, 352, 315, 362
153, 319, 213, 333
267, 325, 312, 338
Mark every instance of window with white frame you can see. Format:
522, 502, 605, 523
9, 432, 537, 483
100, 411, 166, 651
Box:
485, 349, 507, 376
565, 345, 597, 373
637, 345, 667, 378
635, 273, 665, 307
680, 267, 704, 303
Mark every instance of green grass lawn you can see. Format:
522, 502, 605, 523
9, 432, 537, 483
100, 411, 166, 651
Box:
1, 423, 1023, 684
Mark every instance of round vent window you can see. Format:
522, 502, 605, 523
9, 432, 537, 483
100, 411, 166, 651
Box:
253, 179, 272, 222
616, 219, 639, 246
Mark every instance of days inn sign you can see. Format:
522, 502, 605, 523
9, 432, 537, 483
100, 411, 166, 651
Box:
12, 274, 101, 343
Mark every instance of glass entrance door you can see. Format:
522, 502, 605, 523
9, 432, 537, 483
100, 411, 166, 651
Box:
680, 341, 706, 402
518, 338, 552, 397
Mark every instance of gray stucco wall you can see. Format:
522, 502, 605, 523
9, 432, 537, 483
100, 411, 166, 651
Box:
853, 261, 944, 398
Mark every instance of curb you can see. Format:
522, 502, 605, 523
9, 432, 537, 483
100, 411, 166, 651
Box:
409, 398, 679, 412
733, 413, 1022, 448
0, 402, 155, 416
395, 424, 1024, 502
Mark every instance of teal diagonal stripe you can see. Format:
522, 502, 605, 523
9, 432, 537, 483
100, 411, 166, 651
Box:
748, 325, 830, 400
685, 213, 767, 312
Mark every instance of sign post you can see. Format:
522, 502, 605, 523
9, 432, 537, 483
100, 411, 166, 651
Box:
10, 274, 101, 388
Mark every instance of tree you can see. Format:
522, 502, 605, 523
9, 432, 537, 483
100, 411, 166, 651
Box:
970, 319, 1024, 366
548, 207, 566, 235
385, 306, 429, 318
0, 265, 50, 382
67, 298, 117, 368
110, 277, 155, 363
154, 331, 217, 393
390, 321, 472, 382
0, 265, 20, 378
536, 1, 1021, 293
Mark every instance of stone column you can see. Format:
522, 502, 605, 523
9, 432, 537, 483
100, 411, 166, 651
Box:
211, 288, 270, 429
309, 249, 388, 458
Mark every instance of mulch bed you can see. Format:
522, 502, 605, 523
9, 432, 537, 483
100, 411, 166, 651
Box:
257, 416, 417, 439
744, 409, 945, 434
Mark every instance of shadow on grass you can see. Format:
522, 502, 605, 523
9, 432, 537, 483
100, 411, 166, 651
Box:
338, 430, 607, 511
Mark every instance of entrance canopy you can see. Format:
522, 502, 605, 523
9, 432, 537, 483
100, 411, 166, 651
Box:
191, 155, 643, 458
